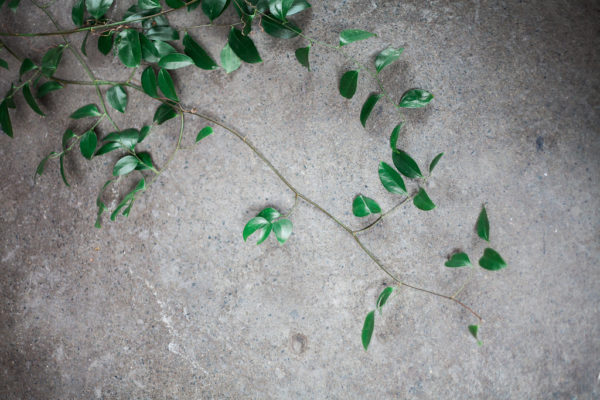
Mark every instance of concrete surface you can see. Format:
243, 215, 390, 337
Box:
1, 0, 599, 398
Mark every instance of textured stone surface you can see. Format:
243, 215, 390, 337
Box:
1, 0, 599, 398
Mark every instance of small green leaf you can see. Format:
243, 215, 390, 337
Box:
183, 33, 218, 70
269, 0, 294, 20
361, 310, 375, 350
41, 46, 64, 77
352, 195, 381, 217
70, 104, 102, 119
398, 89, 434, 108
138, 0, 160, 9
113, 155, 139, 176
243, 216, 270, 242
153, 103, 177, 124
165, 0, 185, 7
375, 47, 403, 73
195, 126, 213, 142
117, 29, 141, 68
59, 154, 70, 187
158, 53, 194, 69
95, 141, 121, 156
141, 67, 158, 98
228, 27, 262, 64
257, 207, 280, 222
261, 17, 300, 39
220, 43, 241, 73
256, 223, 272, 245
22, 83, 45, 116
157, 68, 179, 102
390, 123, 402, 150
86, 0, 113, 19
72, 0, 85, 26
36, 81, 63, 98
295, 46, 310, 71
476, 205, 490, 242
79, 130, 97, 160
360, 93, 382, 127
106, 85, 128, 113
202, 0, 229, 21
135, 152, 154, 170
479, 248, 506, 271
0, 58, 8, 70
273, 218, 293, 244
339, 70, 358, 99
145, 26, 179, 41
376, 287, 395, 314
97, 31, 114, 55
339, 29, 376, 46
445, 252, 472, 268
62, 129, 76, 149
468, 324, 479, 339
139, 125, 151, 142
19, 58, 37, 78
392, 149, 422, 178
378, 161, 406, 195
287, 0, 311, 15
0, 101, 12, 138
413, 188, 435, 211
429, 152, 444, 173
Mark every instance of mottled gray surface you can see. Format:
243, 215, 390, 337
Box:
0, 0, 599, 398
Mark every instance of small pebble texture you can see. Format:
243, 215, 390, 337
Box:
1, 0, 599, 398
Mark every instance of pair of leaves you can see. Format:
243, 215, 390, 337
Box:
70, 103, 102, 119
96, 128, 146, 156
142, 68, 179, 103
362, 286, 395, 350
243, 207, 293, 244
110, 177, 146, 221
352, 194, 381, 217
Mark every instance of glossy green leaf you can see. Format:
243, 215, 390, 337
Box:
273, 218, 293, 244
269, 0, 294, 20
139, 126, 151, 142
165, 0, 185, 7
392, 149, 422, 178
70, 104, 102, 119
378, 161, 406, 195
243, 216, 270, 242
22, 83, 44, 116
117, 29, 141, 67
135, 152, 154, 170
339, 70, 358, 99
140, 33, 159, 62
183, 33, 218, 70
95, 141, 121, 156
339, 29, 376, 46
97, 31, 114, 55
202, 0, 229, 21
36, 81, 63, 98
257, 207, 280, 222
154, 41, 177, 57
294, 46, 310, 71
62, 129, 76, 149
0, 58, 7, 69
375, 47, 403, 73
59, 154, 70, 187
261, 16, 300, 39
413, 188, 435, 211
79, 130, 97, 159
141, 67, 158, 98
106, 85, 127, 113
145, 26, 179, 41
479, 248, 506, 271
228, 28, 262, 64
361, 310, 375, 350
220, 43, 241, 73
0, 101, 12, 137
103, 128, 140, 149
429, 152, 444, 173
153, 103, 177, 124
158, 53, 194, 69
445, 252, 472, 268
390, 123, 402, 150
352, 195, 381, 217
157, 68, 178, 102
113, 155, 139, 176
195, 126, 213, 142
360, 93, 382, 127
86, 0, 113, 19
287, 0, 311, 15
41, 46, 64, 77
125, 7, 161, 21
72, 0, 85, 26
376, 287, 395, 314
477, 205, 490, 242
19, 58, 37, 78
256, 223, 271, 244
398, 89, 434, 108
138, 0, 160, 9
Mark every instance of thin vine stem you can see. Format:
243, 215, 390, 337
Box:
352, 195, 413, 234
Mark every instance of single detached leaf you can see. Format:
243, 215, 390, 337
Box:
476, 205, 490, 242
202, 0, 229, 21
141, 67, 158, 98
19, 58, 37, 78
41, 46, 64, 77
429, 152, 444, 173
378, 161, 406, 195
153, 103, 177, 124
360, 93, 382, 127
243, 216, 270, 242
70, 104, 102, 119
413, 188, 436, 211
0, 101, 12, 137
273, 218, 293, 244
339, 70, 358, 99
479, 248, 506, 271
22, 83, 45, 116
392, 149, 422, 178
269, 0, 294, 20
339, 29, 376, 46
106, 85, 128, 113
398, 89, 434, 108
86, 0, 113, 19
97, 31, 114, 55
79, 130, 97, 160
113, 155, 139, 176
36, 81, 63, 98
183, 33, 218, 70
361, 310, 375, 350
138, 0, 160, 9
72, 0, 85, 26
390, 123, 402, 150
257, 207, 280, 222
295, 46, 310, 71
59, 154, 70, 187
228, 28, 262, 64
352, 195, 381, 217
445, 252, 472, 268
261, 17, 301, 39
158, 53, 194, 69
117, 29, 141, 68
195, 126, 213, 142
468, 324, 479, 339
220, 43, 241, 73
157, 68, 179, 102
375, 47, 403, 73
376, 287, 395, 314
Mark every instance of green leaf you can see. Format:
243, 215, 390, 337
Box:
79, 130, 97, 160
35, 152, 55, 176
154, 40, 177, 57
375, 47, 403, 73
476, 205, 490, 242
59, 154, 70, 186
0, 101, 12, 137
352, 195, 381, 217
269, 0, 294, 20
392, 149, 422, 178
139, 125, 151, 142
19, 58, 37, 78
140, 33, 160, 62
86, 0, 113, 19
70, 104, 102, 119
294, 46, 310, 71
117, 29, 141, 68
0, 58, 8, 70
390, 123, 402, 150
243, 216, 270, 242
97, 31, 114, 55
261, 17, 300, 39
106, 85, 128, 113
183, 33, 218, 70
36, 81, 63, 98
195, 126, 213, 142
339, 29, 376, 46
220, 43, 241, 73
479, 248, 506, 271
429, 152, 444, 173
287, 0, 310, 15
62, 129, 76, 149
157, 68, 179, 102
378, 161, 406, 195
413, 188, 435, 211
360, 93, 382, 127
228, 28, 262, 64
361, 310, 375, 350
22, 83, 45, 116
273, 218, 293, 244
95, 141, 121, 156
256, 223, 272, 245
257, 207, 280, 222
138, 0, 160, 9
165, 0, 185, 7
158, 53, 194, 69
445, 252, 472, 268
468, 324, 479, 340
153, 103, 177, 124
339, 70, 358, 99
103, 128, 140, 149
41, 46, 64, 77
376, 287, 395, 314
145, 26, 179, 41
398, 89, 434, 108
202, 0, 229, 21
141, 67, 158, 98
113, 155, 139, 176
72, 0, 85, 26
135, 152, 154, 170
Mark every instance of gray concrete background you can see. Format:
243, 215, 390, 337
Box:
1, 0, 599, 398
